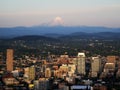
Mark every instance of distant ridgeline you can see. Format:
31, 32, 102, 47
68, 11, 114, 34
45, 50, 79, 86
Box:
0, 26, 120, 38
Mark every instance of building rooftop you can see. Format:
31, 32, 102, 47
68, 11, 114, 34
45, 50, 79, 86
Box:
78, 53, 85, 57
104, 63, 115, 69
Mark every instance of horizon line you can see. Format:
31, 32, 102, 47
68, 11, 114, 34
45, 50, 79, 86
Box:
0, 25, 120, 28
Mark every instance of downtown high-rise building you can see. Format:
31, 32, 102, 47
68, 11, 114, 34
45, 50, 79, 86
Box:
106, 56, 116, 63
91, 57, 101, 77
91, 57, 101, 72
6, 49, 13, 72
76, 53, 86, 75
39, 78, 49, 90
29, 66, 35, 80
45, 68, 51, 78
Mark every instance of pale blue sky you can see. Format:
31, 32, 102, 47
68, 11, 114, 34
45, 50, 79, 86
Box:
0, 0, 120, 27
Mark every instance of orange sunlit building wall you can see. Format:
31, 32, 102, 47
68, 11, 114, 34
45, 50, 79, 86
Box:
107, 56, 116, 63
6, 49, 13, 72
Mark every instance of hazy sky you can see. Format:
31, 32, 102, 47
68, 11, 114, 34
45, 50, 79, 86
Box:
0, 0, 120, 27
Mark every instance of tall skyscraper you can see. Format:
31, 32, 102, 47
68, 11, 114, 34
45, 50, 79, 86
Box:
91, 57, 101, 72
29, 66, 35, 80
91, 57, 101, 77
6, 49, 13, 72
77, 53, 86, 75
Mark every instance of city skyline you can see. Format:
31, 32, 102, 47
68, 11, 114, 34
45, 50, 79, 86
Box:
0, 0, 120, 27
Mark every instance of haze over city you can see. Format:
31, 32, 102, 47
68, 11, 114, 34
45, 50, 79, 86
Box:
0, 0, 120, 28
